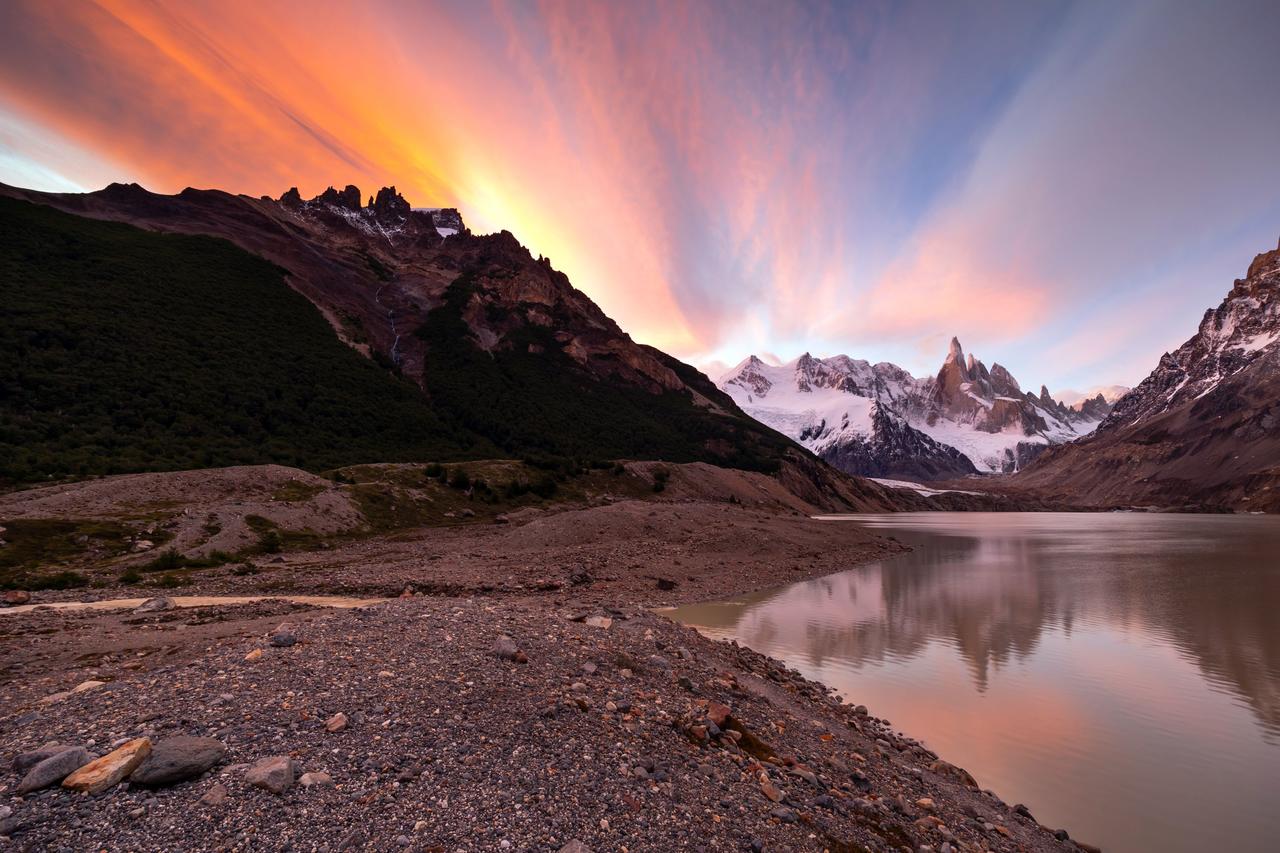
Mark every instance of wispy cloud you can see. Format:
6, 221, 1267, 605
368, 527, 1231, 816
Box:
1, 0, 1276, 388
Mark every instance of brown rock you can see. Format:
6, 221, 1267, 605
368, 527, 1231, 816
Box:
760, 774, 784, 803
706, 701, 731, 727
325, 712, 349, 732
245, 755, 297, 794
299, 771, 333, 788
2, 590, 31, 606
930, 759, 978, 789
63, 738, 151, 794
200, 782, 229, 806
244, 648, 263, 662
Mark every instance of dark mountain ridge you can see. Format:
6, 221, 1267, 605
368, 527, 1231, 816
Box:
0, 181, 901, 511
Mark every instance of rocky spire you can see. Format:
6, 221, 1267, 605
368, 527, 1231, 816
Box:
372, 186, 411, 221
315, 185, 362, 211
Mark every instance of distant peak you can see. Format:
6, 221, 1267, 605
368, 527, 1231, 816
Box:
372, 185, 410, 220
315, 184, 362, 211
948, 336, 964, 362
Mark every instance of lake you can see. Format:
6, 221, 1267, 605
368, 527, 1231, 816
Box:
666, 513, 1280, 853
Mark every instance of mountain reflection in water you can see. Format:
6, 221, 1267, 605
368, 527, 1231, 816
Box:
668, 512, 1280, 853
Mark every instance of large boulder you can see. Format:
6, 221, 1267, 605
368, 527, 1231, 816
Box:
129, 737, 226, 787
134, 596, 175, 613
63, 738, 151, 794
17, 747, 91, 793
12, 743, 77, 774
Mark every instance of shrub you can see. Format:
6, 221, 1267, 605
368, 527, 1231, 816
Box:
29, 571, 89, 590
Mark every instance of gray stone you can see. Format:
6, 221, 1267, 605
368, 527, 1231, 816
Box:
559, 842, 592, 853
13, 744, 76, 774
492, 635, 520, 661
17, 747, 91, 794
134, 596, 175, 613
245, 755, 297, 794
129, 736, 226, 787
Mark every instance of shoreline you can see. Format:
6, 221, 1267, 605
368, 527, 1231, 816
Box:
0, 500, 1091, 851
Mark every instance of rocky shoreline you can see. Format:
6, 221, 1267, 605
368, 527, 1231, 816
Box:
0, 502, 1093, 852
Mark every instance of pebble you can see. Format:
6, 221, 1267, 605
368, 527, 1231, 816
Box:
244, 649, 264, 662
245, 755, 297, 795
200, 783, 229, 806
299, 771, 334, 788
326, 712, 349, 732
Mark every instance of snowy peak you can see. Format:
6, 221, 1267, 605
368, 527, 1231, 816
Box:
721, 338, 1117, 479
1101, 235, 1280, 432
1017, 235, 1280, 512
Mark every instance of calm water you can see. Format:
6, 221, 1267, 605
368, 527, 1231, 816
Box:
667, 513, 1280, 853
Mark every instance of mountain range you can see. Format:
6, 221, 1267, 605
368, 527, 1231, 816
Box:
1013, 237, 1280, 511
1, 178, 1276, 512
0, 180, 897, 510
719, 340, 1113, 481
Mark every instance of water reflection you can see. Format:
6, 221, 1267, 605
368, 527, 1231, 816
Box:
669, 513, 1280, 853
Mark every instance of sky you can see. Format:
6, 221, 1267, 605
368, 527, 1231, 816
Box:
2, 0, 1278, 395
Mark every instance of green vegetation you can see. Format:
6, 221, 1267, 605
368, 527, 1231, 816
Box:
0, 518, 132, 589
270, 480, 326, 502
140, 549, 233, 572
0, 197, 487, 486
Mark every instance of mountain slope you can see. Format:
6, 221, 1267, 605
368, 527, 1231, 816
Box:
1015, 239, 1280, 511
0, 183, 861, 500
720, 343, 1107, 480
0, 196, 478, 483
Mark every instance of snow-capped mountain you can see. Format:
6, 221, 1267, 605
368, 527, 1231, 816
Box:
1019, 236, 1280, 511
720, 341, 1109, 480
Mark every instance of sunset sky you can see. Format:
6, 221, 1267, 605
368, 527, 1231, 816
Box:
2, 0, 1278, 394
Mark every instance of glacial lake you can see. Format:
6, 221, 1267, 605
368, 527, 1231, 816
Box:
667, 513, 1280, 853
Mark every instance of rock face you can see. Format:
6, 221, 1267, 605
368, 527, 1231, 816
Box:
1016, 238, 1280, 511
62, 738, 151, 794
128, 737, 226, 787
721, 341, 1109, 480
